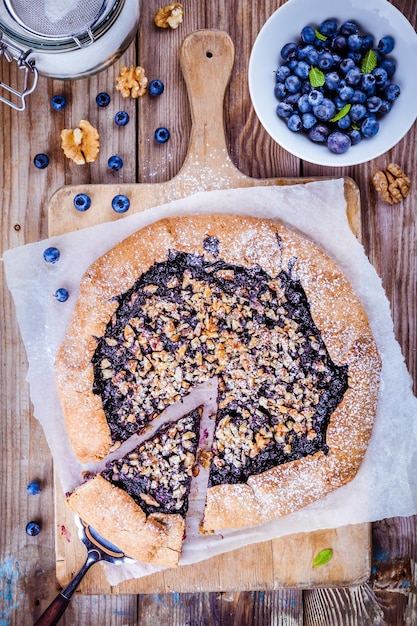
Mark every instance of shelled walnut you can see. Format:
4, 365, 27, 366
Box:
116, 65, 148, 98
61, 120, 99, 165
154, 2, 184, 29
372, 163, 411, 205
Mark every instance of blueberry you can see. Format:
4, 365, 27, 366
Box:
345, 67, 361, 86
350, 103, 367, 121
308, 89, 324, 107
317, 52, 334, 71
73, 193, 91, 211
26, 521, 41, 536
114, 111, 129, 126
347, 128, 362, 145
285, 75, 301, 93
372, 67, 388, 88
301, 26, 316, 44
347, 50, 362, 65
340, 21, 359, 36
319, 19, 337, 37
280, 42, 298, 61
54, 288, 69, 302
313, 98, 336, 121
34, 153, 49, 169
276, 102, 293, 118
51, 95, 66, 110
96, 92, 110, 107
332, 35, 347, 52
361, 116, 380, 138
43, 247, 60, 264
380, 59, 396, 78
112, 194, 130, 213
108, 155, 123, 171
275, 65, 291, 82
308, 124, 330, 143
367, 96, 382, 113
351, 90, 367, 104
327, 131, 351, 154
361, 73, 376, 92
301, 112, 316, 129
294, 61, 310, 80
385, 83, 400, 101
303, 46, 318, 65
378, 99, 391, 115
26, 481, 41, 495
347, 33, 362, 51
361, 35, 374, 51
149, 79, 164, 96
287, 114, 302, 132
337, 113, 351, 130
337, 84, 354, 102
325, 71, 340, 90
339, 57, 355, 74
274, 82, 287, 99
297, 94, 311, 113
378, 36, 395, 54
154, 127, 170, 143
284, 91, 301, 106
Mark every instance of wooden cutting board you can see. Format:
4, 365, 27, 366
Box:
49, 30, 369, 594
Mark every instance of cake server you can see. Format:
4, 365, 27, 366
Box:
34, 516, 135, 626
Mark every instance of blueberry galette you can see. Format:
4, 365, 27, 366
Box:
57, 214, 381, 566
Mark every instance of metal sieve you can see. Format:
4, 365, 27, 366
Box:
0, 0, 141, 110
4, 0, 110, 43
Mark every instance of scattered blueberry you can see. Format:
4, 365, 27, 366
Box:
111, 194, 130, 213
273, 17, 400, 155
26, 521, 41, 536
43, 247, 60, 264
114, 111, 129, 126
26, 481, 41, 495
154, 127, 170, 143
108, 155, 123, 171
54, 288, 69, 302
148, 79, 164, 96
51, 95, 66, 110
34, 153, 49, 169
96, 92, 110, 107
73, 193, 91, 211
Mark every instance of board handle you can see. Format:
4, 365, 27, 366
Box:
178, 29, 237, 174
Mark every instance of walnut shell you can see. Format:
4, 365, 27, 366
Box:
61, 120, 99, 165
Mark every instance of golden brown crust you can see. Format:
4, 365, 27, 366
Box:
56, 214, 381, 537
66, 475, 184, 567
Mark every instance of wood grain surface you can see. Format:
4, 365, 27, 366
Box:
1, 1, 416, 624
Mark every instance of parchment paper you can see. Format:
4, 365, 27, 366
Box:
3, 179, 417, 585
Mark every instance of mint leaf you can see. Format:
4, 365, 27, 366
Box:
351, 122, 360, 131
309, 67, 325, 88
314, 29, 327, 42
313, 548, 333, 568
361, 49, 377, 74
330, 104, 351, 122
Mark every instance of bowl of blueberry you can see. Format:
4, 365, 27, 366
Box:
248, 0, 417, 166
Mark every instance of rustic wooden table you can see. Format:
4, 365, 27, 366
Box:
1, 1, 416, 624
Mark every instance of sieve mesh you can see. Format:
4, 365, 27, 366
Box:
4, 0, 108, 38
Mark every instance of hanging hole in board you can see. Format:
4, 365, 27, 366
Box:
206, 51, 213, 58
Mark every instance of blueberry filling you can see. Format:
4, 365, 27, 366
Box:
92, 247, 348, 488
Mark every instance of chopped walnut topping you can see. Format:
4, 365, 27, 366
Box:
372, 163, 411, 205
116, 65, 148, 99
154, 2, 184, 29
61, 120, 99, 164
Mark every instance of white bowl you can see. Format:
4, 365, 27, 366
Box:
248, 0, 417, 166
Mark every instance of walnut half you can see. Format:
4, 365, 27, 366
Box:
154, 3, 184, 29
372, 163, 411, 205
61, 120, 99, 165
116, 65, 148, 99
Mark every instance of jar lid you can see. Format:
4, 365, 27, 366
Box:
1, 0, 122, 49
